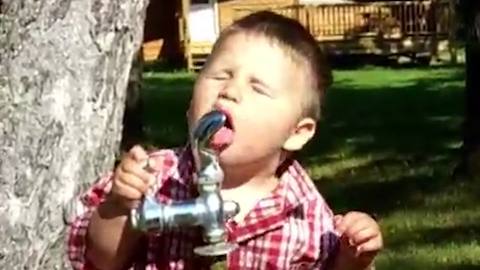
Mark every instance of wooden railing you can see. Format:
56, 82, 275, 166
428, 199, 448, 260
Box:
233, 1, 451, 41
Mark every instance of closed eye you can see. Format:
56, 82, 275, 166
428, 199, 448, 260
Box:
207, 70, 230, 81
212, 75, 228, 80
251, 78, 273, 97
252, 84, 269, 96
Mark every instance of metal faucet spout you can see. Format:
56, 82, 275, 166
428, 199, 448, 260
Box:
191, 110, 227, 177
130, 109, 240, 257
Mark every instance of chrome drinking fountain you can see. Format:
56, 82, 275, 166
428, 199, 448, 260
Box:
130, 110, 240, 256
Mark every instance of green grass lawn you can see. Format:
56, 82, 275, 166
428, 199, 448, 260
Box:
141, 66, 480, 269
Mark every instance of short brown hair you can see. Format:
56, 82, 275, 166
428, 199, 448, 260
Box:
209, 10, 332, 121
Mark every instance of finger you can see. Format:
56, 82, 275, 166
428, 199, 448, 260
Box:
349, 227, 379, 246
334, 215, 344, 226
129, 145, 149, 164
116, 170, 150, 194
357, 236, 383, 254
339, 234, 357, 254
121, 158, 156, 185
344, 218, 377, 239
146, 156, 165, 172
336, 212, 366, 234
334, 215, 345, 235
112, 178, 145, 200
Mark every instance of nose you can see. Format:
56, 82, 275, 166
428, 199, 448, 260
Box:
219, 78, 242, 103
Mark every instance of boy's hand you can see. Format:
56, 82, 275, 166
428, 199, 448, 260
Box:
334, 211, 383, 270
110, 145, 156, 210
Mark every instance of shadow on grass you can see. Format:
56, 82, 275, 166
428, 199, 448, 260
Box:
388, 223, 480, 248
302, 70, 465, 161
298, 68, 467, 215
318, 170, 449, 215
378, 259, 480, 270
447, 264, 480, 270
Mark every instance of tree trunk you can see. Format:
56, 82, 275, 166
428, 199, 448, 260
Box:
120, 48, 145, 152
458, 1, 480, 180
0, 0, 149, 269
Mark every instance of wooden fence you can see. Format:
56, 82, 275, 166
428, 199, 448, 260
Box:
233, 0, 450, 41
187, 0, 452, 71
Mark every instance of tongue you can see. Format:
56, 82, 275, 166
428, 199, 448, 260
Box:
209, 126, 234, 149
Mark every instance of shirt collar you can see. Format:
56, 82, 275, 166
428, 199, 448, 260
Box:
227, 158, 319, 243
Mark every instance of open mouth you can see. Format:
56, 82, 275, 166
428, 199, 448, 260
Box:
217, 107, 234, 131
209, 107, 235, 150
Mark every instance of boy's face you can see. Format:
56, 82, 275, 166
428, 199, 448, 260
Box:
188, 32, 315, 168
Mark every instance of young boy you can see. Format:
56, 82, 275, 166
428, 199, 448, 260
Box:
67, 11, 382, 270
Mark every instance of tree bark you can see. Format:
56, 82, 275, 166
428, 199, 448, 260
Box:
458, 1, 480, 180
0, 0, 149, 269
120, 48, 145, 152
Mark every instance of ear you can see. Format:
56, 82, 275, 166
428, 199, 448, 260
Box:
283, 117, 316, 151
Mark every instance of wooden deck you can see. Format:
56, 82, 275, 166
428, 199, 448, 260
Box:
187, 0, 451, 71
189, 42, 213, 72
234, 1, 450, 39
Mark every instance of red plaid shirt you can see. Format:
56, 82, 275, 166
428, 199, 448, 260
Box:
66, 147, 339, 270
